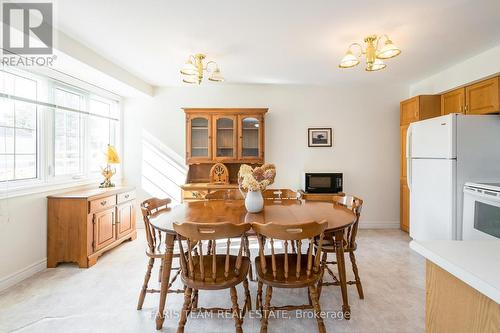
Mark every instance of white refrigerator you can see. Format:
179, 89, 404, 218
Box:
407, 113, 500, 240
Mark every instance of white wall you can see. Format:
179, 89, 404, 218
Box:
123, 83, 406, 228
409, 44, 500, 96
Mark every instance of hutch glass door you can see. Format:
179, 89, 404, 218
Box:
189, 116, 211, 161
214, 116, 236, 160
239, 116, 262, 160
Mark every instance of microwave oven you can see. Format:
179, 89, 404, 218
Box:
304, 173, 343, 193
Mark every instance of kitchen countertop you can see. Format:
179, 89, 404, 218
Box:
410, 240, 500, 304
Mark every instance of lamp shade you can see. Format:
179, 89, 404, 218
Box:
180, 58, 197, 75
377, 39, 401, 59
339, 50, 360, 68
106, 145, 120, 164
208, 67, 224, 82
366, 59, 386, 71
182, 74, 198, 84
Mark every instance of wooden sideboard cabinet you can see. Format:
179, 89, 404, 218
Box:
47, 186, 137, 268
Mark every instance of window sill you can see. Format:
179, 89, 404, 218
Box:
0, 176, 124, 199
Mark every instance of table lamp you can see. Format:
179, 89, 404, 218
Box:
99, 144, 120, 188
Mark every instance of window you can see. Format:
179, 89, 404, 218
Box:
88, 98, 118, 173
54, 88, 83, 176
0, 68, 121, 191
0, 72, 38, 181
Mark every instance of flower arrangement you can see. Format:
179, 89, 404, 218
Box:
238, 164, 276, 191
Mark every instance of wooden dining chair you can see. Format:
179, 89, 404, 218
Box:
137, 198, 185, 310
174, 222, 252, 333
262, 188, 299, 200
204, 189, 254, 281
205, 189, 245, 200
316, 195, 365, 299
253, 221, 328, 333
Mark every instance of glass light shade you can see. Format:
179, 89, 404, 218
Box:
182, 74, 198, 84
208, 68, 224, 82
180, 59, 197, 75
339, 50, 360, 68
377, 40, 401, 59
365, 59, 386, 71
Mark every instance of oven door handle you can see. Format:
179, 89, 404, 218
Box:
464, 187, 500, 201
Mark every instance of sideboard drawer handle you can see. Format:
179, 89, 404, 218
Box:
100, 200, 107, 206
124, 194, 129, 199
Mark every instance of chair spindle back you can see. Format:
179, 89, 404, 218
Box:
331, 195, 363, 249
173, 222, 251, 282
141, 198, 172, 251
253, 221, 327, 279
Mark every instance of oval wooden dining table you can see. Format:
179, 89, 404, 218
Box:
149, 199, 356, 330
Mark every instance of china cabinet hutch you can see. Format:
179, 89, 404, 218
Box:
182, 108, 268, 201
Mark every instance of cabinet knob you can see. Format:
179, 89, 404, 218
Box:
100, 200, 107, 206
124, 194, 129, 199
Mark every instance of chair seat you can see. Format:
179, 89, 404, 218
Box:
313, 238, 356, 253
145, 241, 182, 258
255, 254, 321, 288
181, 255, 250, 290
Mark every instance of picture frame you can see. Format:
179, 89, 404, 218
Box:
308, 128, 332, 147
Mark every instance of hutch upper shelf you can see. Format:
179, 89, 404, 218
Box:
184, 108, 268, 164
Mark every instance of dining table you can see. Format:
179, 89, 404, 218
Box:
149, 198, 357, 330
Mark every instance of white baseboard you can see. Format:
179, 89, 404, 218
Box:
0, 258, 47, 293
358, 221, 400, 229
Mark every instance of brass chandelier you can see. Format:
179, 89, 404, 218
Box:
180, 53, 224, 84
339, 34, 401, 71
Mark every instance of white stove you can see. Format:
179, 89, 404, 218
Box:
463, 182, 500, 240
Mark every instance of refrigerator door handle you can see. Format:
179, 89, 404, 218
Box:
406, 125, 412, 191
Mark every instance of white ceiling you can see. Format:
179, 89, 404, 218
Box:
53, 0, 500, 87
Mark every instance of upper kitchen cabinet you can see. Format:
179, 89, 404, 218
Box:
400, 95, 441, 126
184, 108, 268, 164
441, 88, 465, 115
441, 76, 500, 116
238, 114, 264, 163
465, 76, 499, 115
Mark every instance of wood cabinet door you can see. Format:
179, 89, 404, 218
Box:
400, 179, 410, 233
212, 115, 237, 161
441, 88, 465, 115
400, 125, 409, 178
116, 202, 135, 239
186, 114, 212, 163
400, 97, 419, 125
93, 208, 116, 251
465, 77, 500, 115
237, 114, 264, 162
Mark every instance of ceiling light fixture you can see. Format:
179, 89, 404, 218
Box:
339, 34, 401, 72
180, 53, 224, 84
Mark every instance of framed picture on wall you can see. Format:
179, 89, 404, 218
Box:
308, 128, 332, 147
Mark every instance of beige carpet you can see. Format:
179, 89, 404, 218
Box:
0, 229, 425, 333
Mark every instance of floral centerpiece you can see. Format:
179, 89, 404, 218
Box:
238, 164, 276, 213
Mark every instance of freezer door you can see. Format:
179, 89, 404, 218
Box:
409, 158, 456, 240
411, 114, 456, 159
